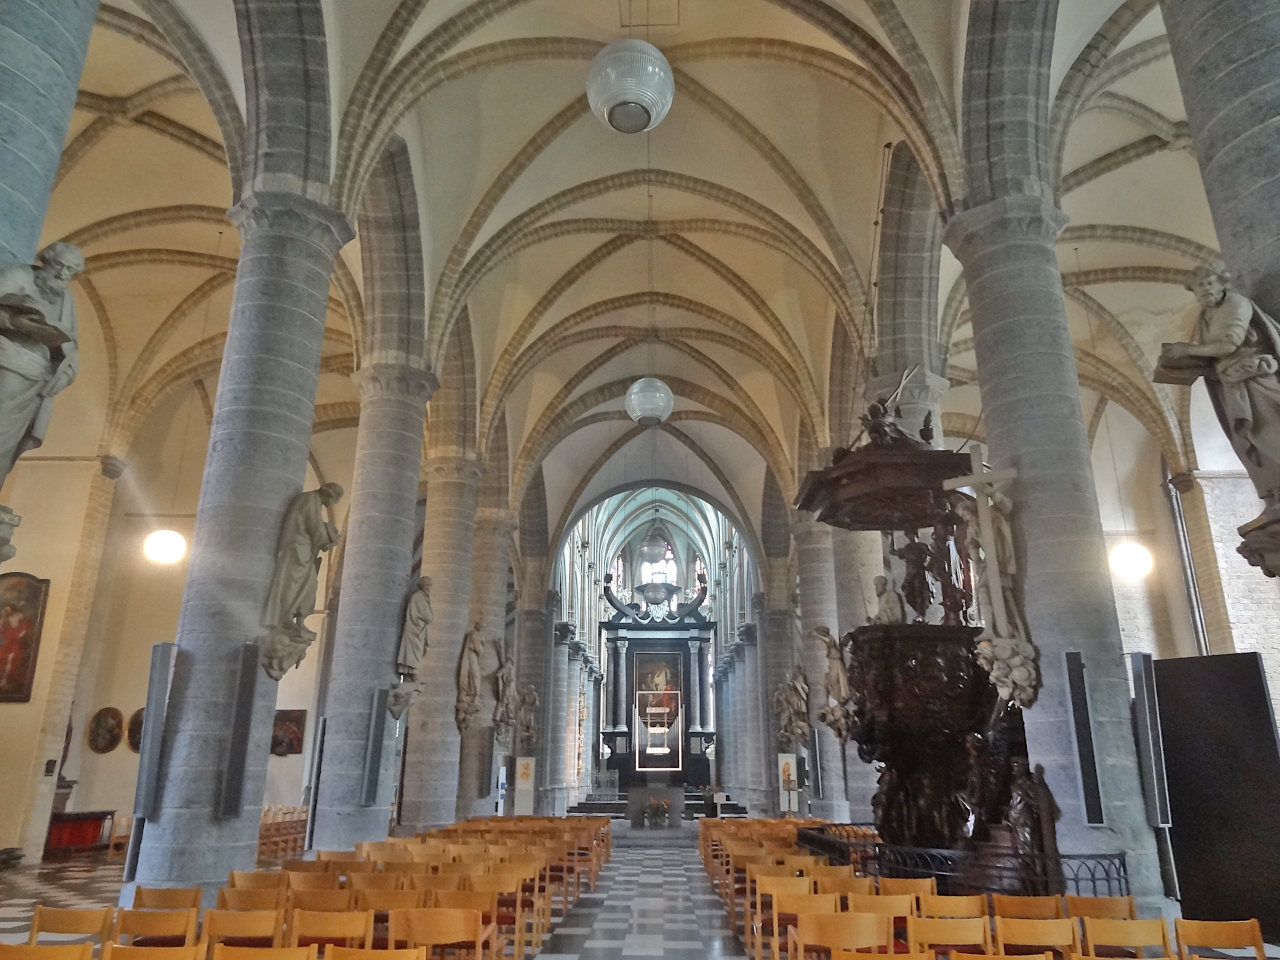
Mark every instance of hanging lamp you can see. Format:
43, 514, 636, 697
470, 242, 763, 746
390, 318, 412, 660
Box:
586, 39, 675, 134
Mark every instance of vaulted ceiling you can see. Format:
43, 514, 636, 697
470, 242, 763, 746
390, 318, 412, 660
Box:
38, 0, 1215, 561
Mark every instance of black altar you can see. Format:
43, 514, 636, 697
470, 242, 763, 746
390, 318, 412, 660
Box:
599, 573, 715, 790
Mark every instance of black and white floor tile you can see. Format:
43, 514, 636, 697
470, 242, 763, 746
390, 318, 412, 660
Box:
0, 843, 746, 959
0, 856, 125, 944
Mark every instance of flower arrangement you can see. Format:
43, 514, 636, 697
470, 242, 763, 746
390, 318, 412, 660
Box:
642, 797, 671, 828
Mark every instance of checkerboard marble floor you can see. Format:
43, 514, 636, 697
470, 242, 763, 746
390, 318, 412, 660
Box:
0, 844, 746, 959
0, 855, 125, 944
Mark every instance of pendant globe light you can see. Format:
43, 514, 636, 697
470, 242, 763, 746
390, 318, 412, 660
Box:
626, 376, 674, 426
586, 39, 675, 134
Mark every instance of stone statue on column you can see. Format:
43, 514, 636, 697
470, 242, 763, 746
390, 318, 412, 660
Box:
395, 576, 433, 678
0, 242, 84, 489
1157, 264, 1280, 575
516, 682, 538, 750
493, 642, 517, 744
867, 575, 906, 625
259, 482, 343, 679
455, 619, 487, 731
773, 665, 811, 747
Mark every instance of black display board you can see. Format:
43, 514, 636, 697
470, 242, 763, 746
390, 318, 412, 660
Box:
1153, 652, 1280, 936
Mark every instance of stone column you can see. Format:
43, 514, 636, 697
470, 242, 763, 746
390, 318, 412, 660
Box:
615, 639, 629, 730
0, 0, 97, 263
700, 643, 713, 730
740, 628, 770, 814
712, 667, 726, 788
17, 456, 124, 860
687, 641, 704, 732
398, 454, 483, 830
137, 193, 352, 888
944, 194, 1161, 896
312, 364, 433, 849
588, 663, 603, 796
830, 529, 882, 822
564, 640, 585, 807
715, 653, 734, 796
458, 511, 517, 818
1160, 0, 1280, 312
538, 625, 571, 815
513, 575, 550, 774
792, 517, 850, 821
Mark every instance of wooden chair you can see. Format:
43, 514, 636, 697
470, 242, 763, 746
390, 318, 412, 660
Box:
287, 910, 375, 949
1174, 919, 1266, 960
228, 870, 287, 890
469, 871, 531, 959
288, 889, 354, 912
286, 871, 340, 891
849, 893, 917, 922
102, 946, 202, 960
326, 948, 424, 960
407, 874, 462, 903
787, 912, 892, 960
281, 860, 329, 874
992, 895, 1065, 919
0, 947, 93, 960
314, 851, 357, 862
1082, 918, 1172, 958
806, 864, 856, 880
881, 876, 939, 900
209, 946, 315, 960
132, 889, 202, 911
216, 888, 286, 910
921, 894, 988, 919
387, 907, 498, 960
111, 909, 198, 947
198, 909, 284, 954
765, 892, 838, 960
346, 873, 401, 892
353, 890, 424, 915
1065, 896, 1135, 920
751, 875, 813, 960
909, 915, 993, 955
815, 876, 875, 909
953, 953, 1051, 960
28, 908, 114, 947
834, 953, 934, 960
995, 917, 1081, 956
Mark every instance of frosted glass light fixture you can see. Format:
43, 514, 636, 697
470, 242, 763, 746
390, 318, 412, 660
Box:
1109, 540, 1153, 581
586, 39, 675, 133
626, 377, 674, 426
144, 529, 186, 564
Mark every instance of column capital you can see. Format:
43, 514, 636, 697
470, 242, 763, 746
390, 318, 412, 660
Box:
790, 515, 831, 542
352, 363, 437, 402
229, 190, 354, 252
553, 620, 576, 645
942, 194, 1068, 262
567, 639, 586, 661
99, 455, 126, 480
736, 623, 758, 645
424, 454, 484, 485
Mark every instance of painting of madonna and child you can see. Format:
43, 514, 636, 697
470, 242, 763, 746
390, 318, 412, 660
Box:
635, 651, 683, 770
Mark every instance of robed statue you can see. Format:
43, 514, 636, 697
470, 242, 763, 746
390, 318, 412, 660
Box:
773, 665, 811, 747
259, 482, 343, 679
0, 243, 84, 488
493, 642, 517, 743
396, 576, 433, 678
455, 619, 487, 732
1159, 264, 1280, 522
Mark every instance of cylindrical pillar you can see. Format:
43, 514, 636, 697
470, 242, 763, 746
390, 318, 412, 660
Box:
1161, 0, 1280, 312
944, 194, 1161, 897
687, 640, 703, 732
458, 512, 516, 818
137, 193, 353, 888
539, 627, 570, 815
0, 0, 98, 263
741, 631, 769, 813
793, 517, 850, 821
312, 364, 432, 849
563, 641, 585, 806
615, 639, 629, 731
398, 454, 482, 830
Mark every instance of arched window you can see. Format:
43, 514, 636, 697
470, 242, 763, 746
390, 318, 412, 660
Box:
640, 543, 677, 584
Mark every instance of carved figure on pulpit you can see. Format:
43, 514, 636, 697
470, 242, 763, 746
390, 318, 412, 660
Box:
868, 575, 906, 625
931, 499, 971, 625
891, 530, 933, 621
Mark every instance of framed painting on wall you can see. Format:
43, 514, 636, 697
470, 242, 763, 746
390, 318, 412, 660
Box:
88, 707, 124, 753
271, 709, 306, 756
0, 571, 50, 703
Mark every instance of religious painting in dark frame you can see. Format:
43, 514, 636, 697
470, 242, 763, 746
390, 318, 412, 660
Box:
633, 650, 682, 711
0, 571, 50, 703
88, 707, 124, 753
271, 709, 306, 756
127, 708, 144, 753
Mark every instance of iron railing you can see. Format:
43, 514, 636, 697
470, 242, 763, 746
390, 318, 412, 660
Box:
586, 769, 620, 801
798, 826, 1129, 897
